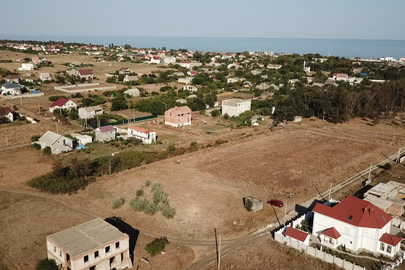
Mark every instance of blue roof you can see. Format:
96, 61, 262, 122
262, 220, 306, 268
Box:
2, 82, 21, 89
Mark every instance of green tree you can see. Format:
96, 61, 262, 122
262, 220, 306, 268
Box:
111, 96, 128, 111
35, 258, 60, 270
145, 237, 169, 257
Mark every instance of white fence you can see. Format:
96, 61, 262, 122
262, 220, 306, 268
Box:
54, 83, 117, 93
3, 92, 44, 99
274, 232, 366, 270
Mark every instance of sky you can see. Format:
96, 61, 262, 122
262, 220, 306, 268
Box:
1, 0, 405, 40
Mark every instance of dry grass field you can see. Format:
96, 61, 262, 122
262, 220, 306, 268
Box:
1, 51, 405, 269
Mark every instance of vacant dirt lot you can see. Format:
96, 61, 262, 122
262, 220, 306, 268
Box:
1, 117, 405, 269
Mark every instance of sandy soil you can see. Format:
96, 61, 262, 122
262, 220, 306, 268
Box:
1, 117, 405, 269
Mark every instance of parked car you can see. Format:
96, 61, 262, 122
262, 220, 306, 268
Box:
267, 199, 283, 207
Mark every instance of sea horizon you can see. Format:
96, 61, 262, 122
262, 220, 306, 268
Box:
1, 34, 405, 60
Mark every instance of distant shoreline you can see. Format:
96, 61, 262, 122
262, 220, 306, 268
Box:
1, 35, 404, 59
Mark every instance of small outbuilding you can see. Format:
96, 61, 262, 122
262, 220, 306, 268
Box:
95, 125, 116, 142
244, 196, 263, 212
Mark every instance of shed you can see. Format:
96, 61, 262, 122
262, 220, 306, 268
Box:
244, 196, 263, 212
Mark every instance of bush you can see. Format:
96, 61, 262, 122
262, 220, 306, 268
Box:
145, 237, 169, 257
136, 189, 144, 197
43, 146, 52, 156
161, 204, 176, 219
35, 258, 60, 270
211, 109, 220, 117
48, 95, 67, 102
245, 198, 253, 211
111, 197, 125, 209
189, 141, 198, 151
32, 143, 41, 150
383, 162, 392, 170
130, 197, 148, 212
223, 113, 229, 119
31, 135, 41, 142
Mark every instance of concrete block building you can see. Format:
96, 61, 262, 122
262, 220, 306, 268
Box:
221, 99, 251, 117
47, 218, 132, 270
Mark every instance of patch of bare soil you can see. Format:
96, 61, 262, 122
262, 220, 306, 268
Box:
1, 118, 405, 269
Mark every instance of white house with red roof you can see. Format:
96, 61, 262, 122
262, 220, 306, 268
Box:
150, 56, 161, 64
284, 227, 310, 246
127, 126, 156, 144
78, 69, 94, 80
312, 196, 402, 257
49, 98, 77, 113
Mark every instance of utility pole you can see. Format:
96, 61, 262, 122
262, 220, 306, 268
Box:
218, 233, 221, 269
284, 200, 287, 226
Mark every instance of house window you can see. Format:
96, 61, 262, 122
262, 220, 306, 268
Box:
105, 246, 110, 253
329, 238, 334, 244
115, 241, 120, 248
387, 245, 392, 253
380, 243, 385, 251
59, 250, 62, 257
94, 250, 99, 258
84, 255, 89, 263
53, 246, 56, 252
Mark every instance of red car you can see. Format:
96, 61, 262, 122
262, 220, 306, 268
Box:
267, 199, 283, 207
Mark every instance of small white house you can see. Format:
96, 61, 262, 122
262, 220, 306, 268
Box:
123, 75, 138, 83
1, 83, 22, 95
178, 77, 193, 84
127, 126, 156, 144
124, 88, 140, 97
183, 85, 197, 92
71, 133, 92, 145
78, 106, 103, 119
49, 98, 77, 113
227, 77, 240, 84
221, 99, 251, 117
37, 131, 74, 154
40, 73, 52, 82
18, 63, 34, 71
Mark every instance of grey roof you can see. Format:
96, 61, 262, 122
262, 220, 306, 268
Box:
2, 82, 21, 89
39, 131, 63, 145
222, 98, 248, 107
80, 105, 103, 112
47, 218, 128, 258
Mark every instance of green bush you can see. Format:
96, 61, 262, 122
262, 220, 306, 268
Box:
161, 204, 176, 219
31, 135, 40, 142
245, 198, 253, 212
145, 237, 169, 257
136, 189, 144, 197
48, 96, 67, 102
35, 258, 60, 270
211, 109, 220, 117
130, 197, 148, 212
43, 146, 52, 156
32, 143, 41, 150
111, 197, 125, 209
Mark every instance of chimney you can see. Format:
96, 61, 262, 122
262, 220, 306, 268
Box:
369, 208, 373, 215
363, 207, 367, 213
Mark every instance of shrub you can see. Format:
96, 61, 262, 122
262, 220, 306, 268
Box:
48, 95, 67, 102
111, 197, 125, 209
189, 141, 198, 151
35, 258, 60, 270
136, 189, 144, 197
130, 197, 148, 212
145, 237, 169, 257
161, 204, 176, 219
223, 113, 229, 119
32, 143, 41, 150
31, 135, 40, 142
43, 146, 52, 156
245, 198, 253, 212
145, 180, 151, 187
211, 109, 220, 117
144, 202, 159, 215
383, 162, 392, 170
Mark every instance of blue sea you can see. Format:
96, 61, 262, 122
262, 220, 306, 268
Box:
1, 35, 405, 60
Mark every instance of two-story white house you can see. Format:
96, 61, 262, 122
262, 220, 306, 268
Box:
46, 218, 132, 270
127, 126, 156, 144
49, 98, 77, 113
221, 99, 251, 117
312, 196, 402, 258
78, 106, 103, 119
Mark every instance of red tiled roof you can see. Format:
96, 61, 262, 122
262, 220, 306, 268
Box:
379, 233, 402, 246
51, 98, 70, 108
128, 126, 153, 134
284, 227, 309, 242
0, 107, 12, 116
321, 227, 341, 239
313, 196, 392, 229
78, 69, 93, 75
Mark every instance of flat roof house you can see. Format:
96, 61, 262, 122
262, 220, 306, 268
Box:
164, 106, 192, 127
46, 218, 132, 270
128, 126, 156, 144
221, 99, 251, 117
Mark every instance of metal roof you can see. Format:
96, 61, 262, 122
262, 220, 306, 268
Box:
47, 218, 128, 258
39, 131, 63, 146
